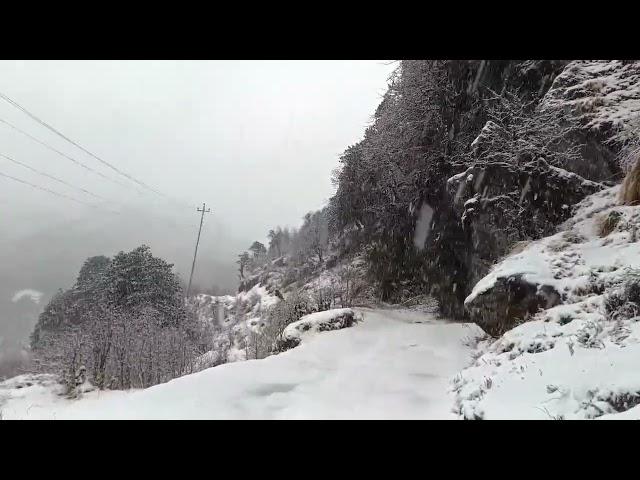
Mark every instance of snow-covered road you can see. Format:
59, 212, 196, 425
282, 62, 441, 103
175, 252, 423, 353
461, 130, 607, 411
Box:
1, 308, 482, 419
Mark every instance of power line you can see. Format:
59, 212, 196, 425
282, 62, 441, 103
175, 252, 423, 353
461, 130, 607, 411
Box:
0, 115, 136, 192
0, 91, 169, 199
0, 151, 107, 201
0, 170, 102, 209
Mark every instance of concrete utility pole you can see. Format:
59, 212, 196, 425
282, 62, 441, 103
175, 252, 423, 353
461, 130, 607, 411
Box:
186, 202, 211, 298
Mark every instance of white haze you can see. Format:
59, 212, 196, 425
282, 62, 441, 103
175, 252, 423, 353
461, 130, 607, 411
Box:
413, 203, 434, 250
0, 60, 396, 346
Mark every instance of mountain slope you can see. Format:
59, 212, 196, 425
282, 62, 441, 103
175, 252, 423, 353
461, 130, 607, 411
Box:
455, 186, 640, 419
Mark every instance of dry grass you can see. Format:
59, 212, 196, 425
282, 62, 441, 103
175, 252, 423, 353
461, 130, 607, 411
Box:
620, 154, 640, 206
596, 211, 622, 237
507, 240, 531, 256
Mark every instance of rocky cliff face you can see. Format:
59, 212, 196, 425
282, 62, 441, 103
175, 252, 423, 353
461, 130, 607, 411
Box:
423, 60, 640, 326
236, 61, 640, 334
447, 159, 605, 332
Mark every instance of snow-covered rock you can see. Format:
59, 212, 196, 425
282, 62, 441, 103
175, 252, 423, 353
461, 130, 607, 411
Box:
544, 61, 640, 137
454, 185, 640, 419
541, 60, 640, 180
447, 158, 604, 323
282, 308, 363, 346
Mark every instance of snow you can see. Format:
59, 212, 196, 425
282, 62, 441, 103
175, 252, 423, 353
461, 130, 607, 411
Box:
456, 185, 640, 419
453, 320, 640, 419
548, 165, 603, 189
283, 308, 362, 342
465, 185, 636, 306
188, 285, 282, 367
0, 308, 481, 419
543, 60, 640, 137
11, 289, 43, 304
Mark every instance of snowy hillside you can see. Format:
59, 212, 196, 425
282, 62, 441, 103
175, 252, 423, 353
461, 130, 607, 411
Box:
187, 251, 374, 370
0, 308, 482, 419
188, 285, 281, 367
455, 186, 640, 419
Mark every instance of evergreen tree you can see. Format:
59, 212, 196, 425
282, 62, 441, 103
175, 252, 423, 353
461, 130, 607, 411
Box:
102, 245, 185, 326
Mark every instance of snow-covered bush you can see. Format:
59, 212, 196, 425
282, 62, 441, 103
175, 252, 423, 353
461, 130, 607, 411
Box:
245, 288, 312, 359
604, 269, 640, 321
334, 262, 366, 307
282, 308, 363, 347
311, 285, 336, 312
34, 304, 208, 395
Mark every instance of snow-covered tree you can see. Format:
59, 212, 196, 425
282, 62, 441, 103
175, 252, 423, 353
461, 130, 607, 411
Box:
249, 241, 267, 260
102, 245, 185, 326
75, 255, 111, 293
237, 251, 250, 279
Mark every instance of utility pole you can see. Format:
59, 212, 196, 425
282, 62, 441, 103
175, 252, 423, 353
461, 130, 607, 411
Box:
186, 202, 211, 298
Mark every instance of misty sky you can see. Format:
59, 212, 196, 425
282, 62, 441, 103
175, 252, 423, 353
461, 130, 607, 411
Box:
0, 60, 395, 236
0, 60, 395, 344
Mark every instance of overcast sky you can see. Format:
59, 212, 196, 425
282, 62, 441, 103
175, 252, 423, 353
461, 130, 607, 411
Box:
0, 60, 395, 236
0, 60, 395, 343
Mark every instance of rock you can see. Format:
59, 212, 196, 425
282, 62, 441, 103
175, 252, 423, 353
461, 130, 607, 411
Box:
447, 158, 604, 293
465, 274, 562, 336
541, 61, 640, 182
448, 158, 601, 332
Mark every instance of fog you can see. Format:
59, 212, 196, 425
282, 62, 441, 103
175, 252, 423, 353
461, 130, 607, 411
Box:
0, 60, 395, 346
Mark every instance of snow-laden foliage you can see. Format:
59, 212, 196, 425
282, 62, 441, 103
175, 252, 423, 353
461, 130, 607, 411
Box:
28, 246, 210, 394
327, 61, 587, 315
188, 254, 371, 369
238, 208, 330, 284
325, 60, 640, 319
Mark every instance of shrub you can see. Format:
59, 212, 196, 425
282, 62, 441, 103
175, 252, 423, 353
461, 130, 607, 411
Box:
312, 285, 336, 312
33, 304, 209, 395
245, 289, 312, 359
597, 211, 622, 237
620, 153, 640, 206
605, 269, 640, 321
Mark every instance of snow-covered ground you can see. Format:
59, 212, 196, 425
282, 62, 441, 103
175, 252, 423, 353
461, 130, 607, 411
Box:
0, 308, 482, 419
455, 186, 640, 419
